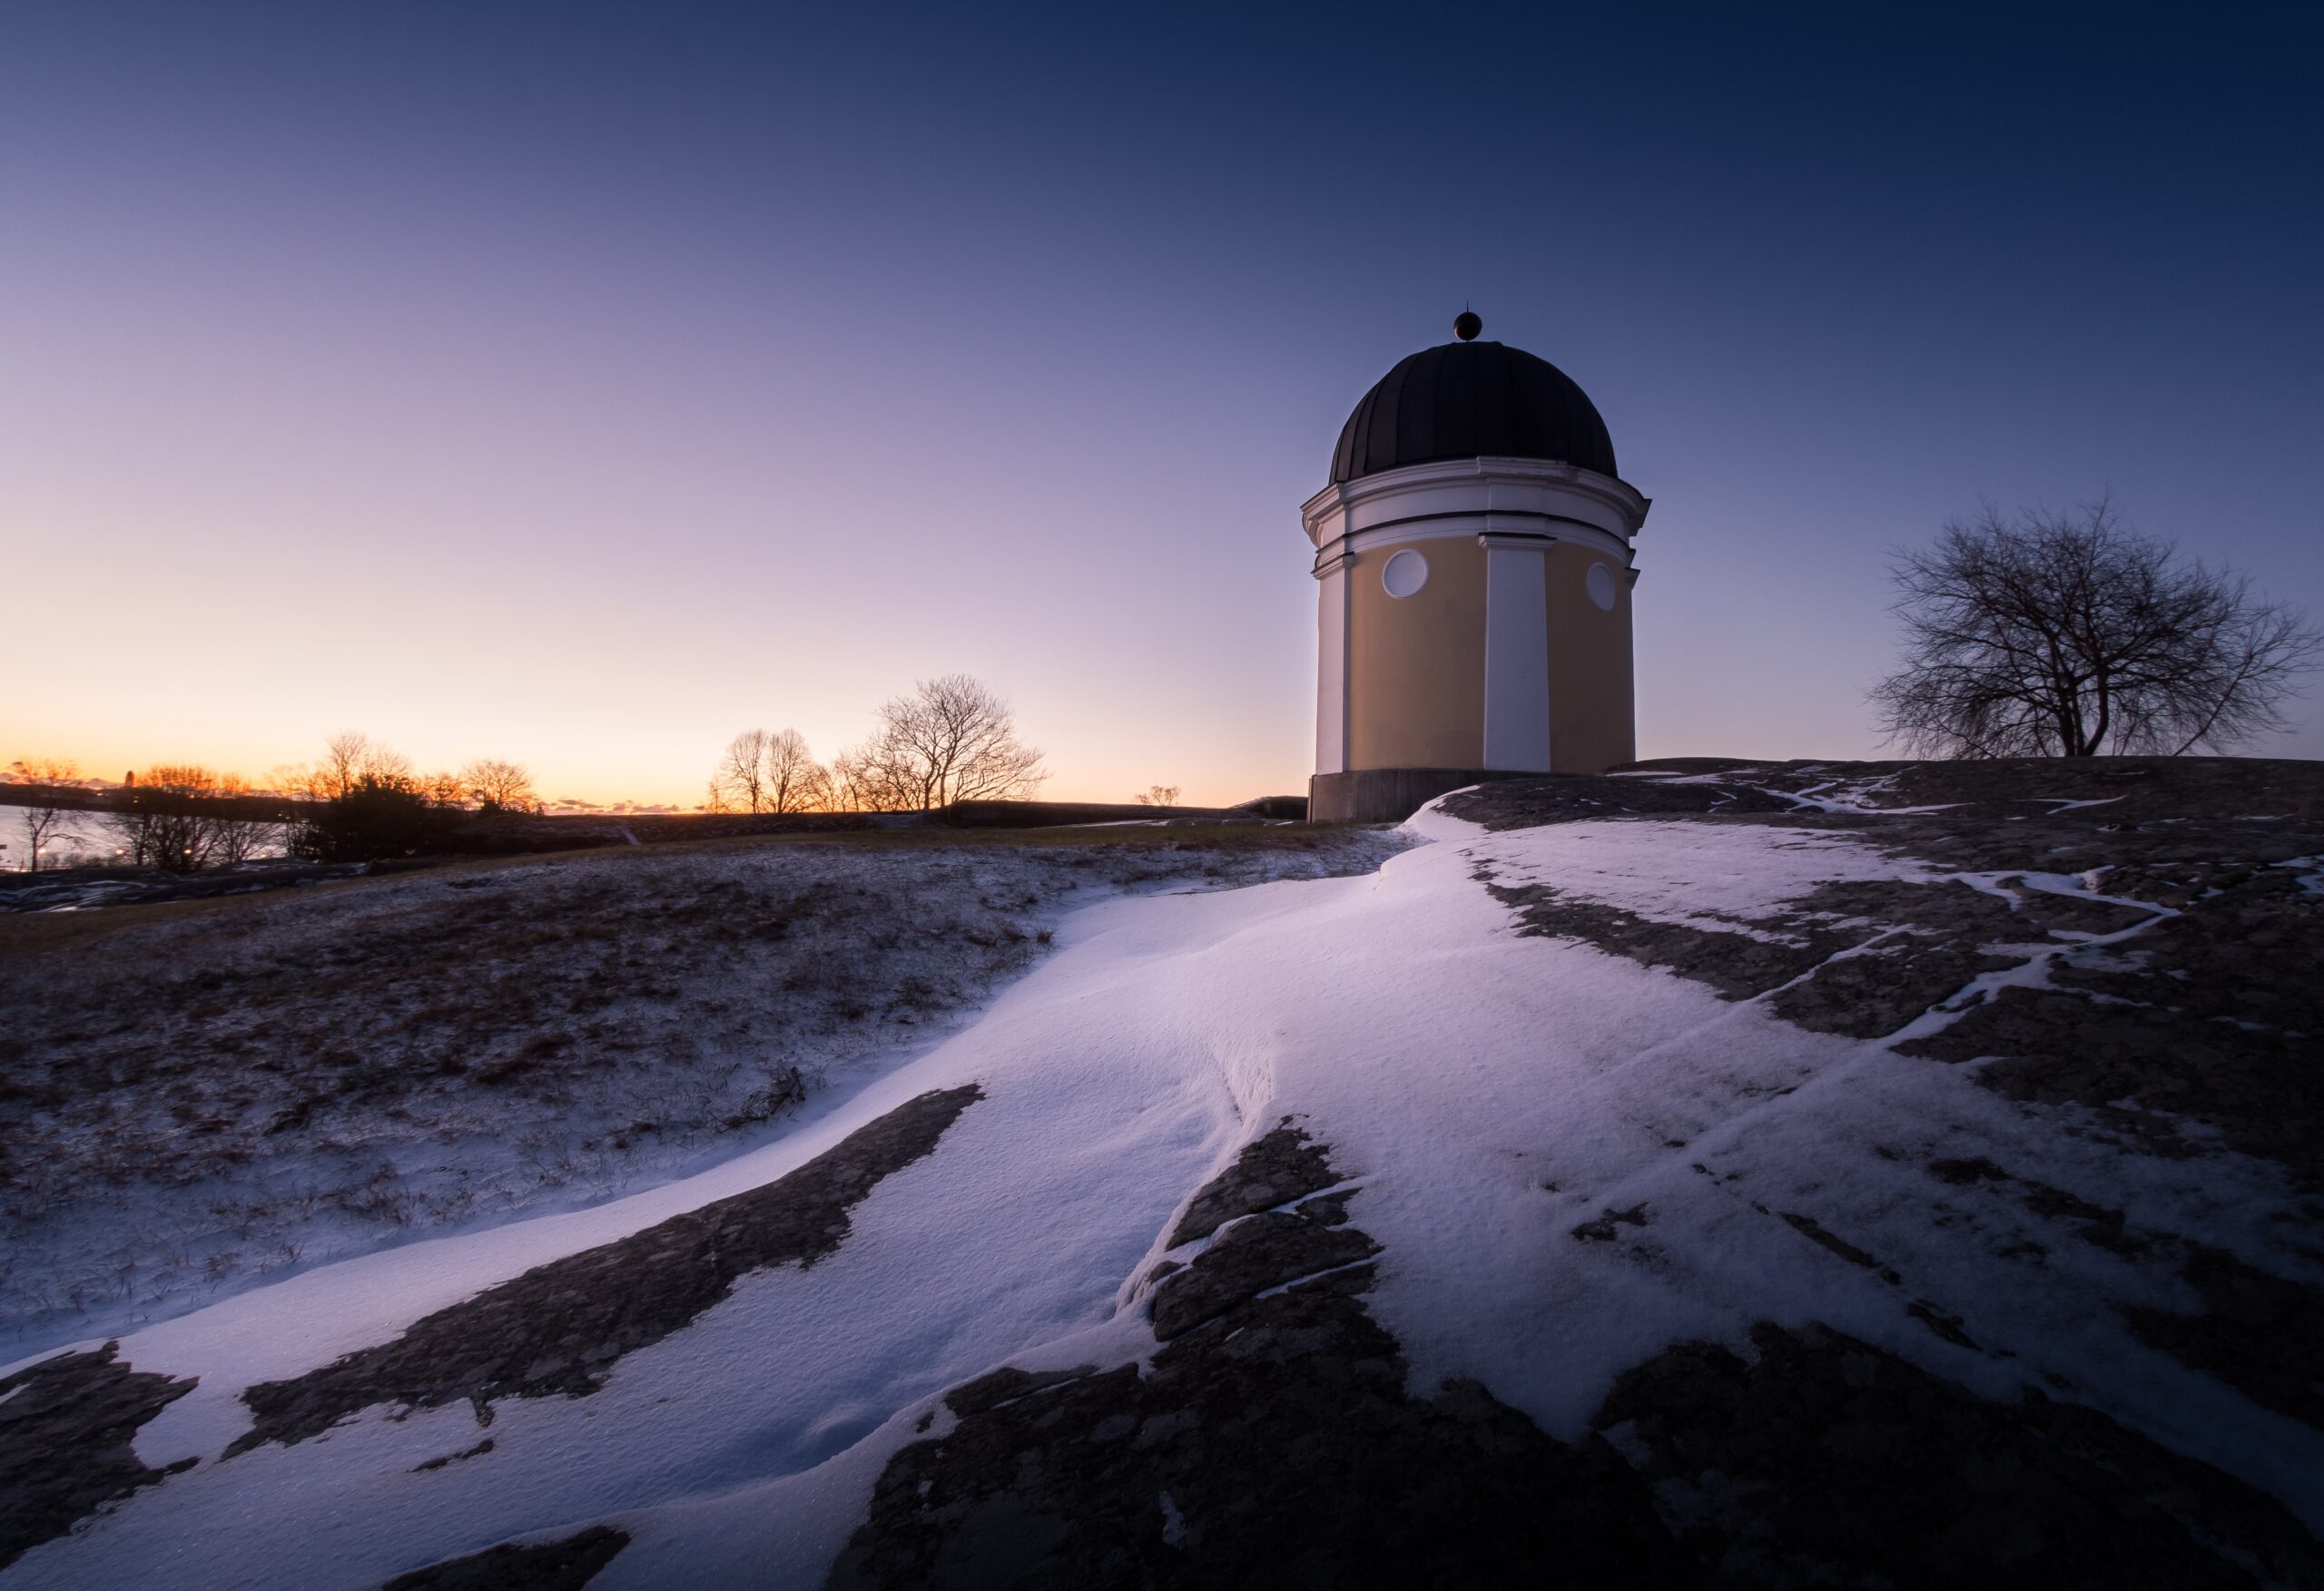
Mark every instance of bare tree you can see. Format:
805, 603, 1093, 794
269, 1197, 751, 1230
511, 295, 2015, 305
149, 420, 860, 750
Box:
104, 765, 245, 873
318, 735, 360, 800
461, 758, 537, 814
369, 742, 415, 786
763, 729, 833, 813
8, 757, 82, 872
320, 732, 412, 798
1871, 498, 2323, 758
830, 743, 911, 813
203, 772, 281, 864
838, 674, 1047, 811
714, 730, 773, 812
1133, 784, 1182, 807
713, 728, 834, 813
319, 733, 371, 799
269, 762, 324, 803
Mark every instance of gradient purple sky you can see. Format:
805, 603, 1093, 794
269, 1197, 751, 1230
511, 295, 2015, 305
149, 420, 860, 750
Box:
6, 5, 2319, 805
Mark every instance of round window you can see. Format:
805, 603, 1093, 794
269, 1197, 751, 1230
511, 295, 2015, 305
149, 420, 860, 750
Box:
1586, 562, 1620, 612
1382, 548, 1429, 599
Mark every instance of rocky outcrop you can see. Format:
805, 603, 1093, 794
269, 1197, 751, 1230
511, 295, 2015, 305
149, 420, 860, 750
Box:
829, 759, 2324, 1586
1456, 758, 2324, 1196
231, 1085, 981, 1455
0, 1341, 197, 1570
828, 1130, 1689, 1589
1164, 1122, 1341, 1246
1595, 1321, 2324, 1589
379, 1525, 628, 1590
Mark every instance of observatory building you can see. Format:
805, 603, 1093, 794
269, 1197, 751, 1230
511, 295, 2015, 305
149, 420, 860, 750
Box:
1303, 313, 1649, 822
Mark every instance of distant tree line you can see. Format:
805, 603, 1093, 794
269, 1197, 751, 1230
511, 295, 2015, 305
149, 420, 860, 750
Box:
17, 674, 1061, 872
278, 733, 541, 862
106, 765, 279, 870
709, 674, 1049, 814
5, 735, 541, 873
3, 758, 284, 874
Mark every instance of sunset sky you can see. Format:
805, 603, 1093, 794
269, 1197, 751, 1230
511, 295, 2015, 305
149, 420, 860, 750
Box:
6, 5, 2319, 807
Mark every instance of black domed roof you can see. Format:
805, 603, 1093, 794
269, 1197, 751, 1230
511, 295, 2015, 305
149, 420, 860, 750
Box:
1330, 339, 1617, 485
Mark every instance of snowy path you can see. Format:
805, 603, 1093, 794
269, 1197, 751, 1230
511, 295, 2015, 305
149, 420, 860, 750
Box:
6, 806, 2319, 1588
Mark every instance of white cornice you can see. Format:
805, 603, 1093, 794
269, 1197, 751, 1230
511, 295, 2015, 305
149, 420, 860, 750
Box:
1317, 515, 1630, 569
1301, 456, 1650, 549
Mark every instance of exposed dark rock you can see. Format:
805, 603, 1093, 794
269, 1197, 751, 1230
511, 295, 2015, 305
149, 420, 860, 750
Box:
836, 1161, 2324, 1588
1776, 1211, 1896, 1282
1767, 933, 2016, 1037
1594, 1321, 2324, 1590
1167, 1122, 1341, 1246
1905, 1300, 1979, 1349
0, 1341, 199, 1570
1926, 1155, 2009, 1184
1910, 860, 2324, 1193
1440, 772, 1797, 829
1912, 1155, 2324, 1433
828, 1136, 1689, 1590
1292, 1189, 1354, 1226
1447, 758, 2324, 1570
1483, 869, 2049, 1042
945, 1365, 1100, 1419
1148, 1213, 1378, 1341
2125, 1242, 2324, 1431
232, 1085, 981, 1455
1445, 756, 2324, 831
1459, 760, 2324, 1203
1482, 884, 1843, 1006
2014, 1177, 2149, 1253
1572, 1203, 1651, 1242
379, 1525, 628, 1590
410, 1438, 494, 1473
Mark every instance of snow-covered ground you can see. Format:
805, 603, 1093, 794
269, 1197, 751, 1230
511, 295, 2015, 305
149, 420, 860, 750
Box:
0, 828, 1402, 1350
5, 787, 2316, 1587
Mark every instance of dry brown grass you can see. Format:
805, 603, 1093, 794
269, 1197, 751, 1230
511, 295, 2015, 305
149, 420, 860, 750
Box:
0, 824, 1402, 1344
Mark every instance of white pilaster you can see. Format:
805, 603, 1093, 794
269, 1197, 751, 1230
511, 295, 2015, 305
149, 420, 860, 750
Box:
1314, 549, 1350, 774
1480, 534, 1551, 771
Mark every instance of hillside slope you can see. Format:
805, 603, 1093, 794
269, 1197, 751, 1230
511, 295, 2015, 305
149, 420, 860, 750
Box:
3, 759, 2319, 1589
0, 827, 1399, 1349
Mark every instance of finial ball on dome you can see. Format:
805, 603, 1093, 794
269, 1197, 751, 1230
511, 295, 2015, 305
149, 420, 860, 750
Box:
1453, 309, 1482, 341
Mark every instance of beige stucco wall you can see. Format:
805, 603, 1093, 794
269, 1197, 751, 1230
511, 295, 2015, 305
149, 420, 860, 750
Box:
1344, 535, 1487, 771
1546, 541, 1635, 773
1336, 533, 1633, 775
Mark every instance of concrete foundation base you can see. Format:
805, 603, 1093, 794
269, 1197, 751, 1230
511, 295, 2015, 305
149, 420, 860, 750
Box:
1308, 768, 1541, 824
